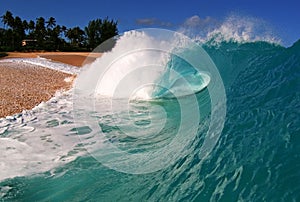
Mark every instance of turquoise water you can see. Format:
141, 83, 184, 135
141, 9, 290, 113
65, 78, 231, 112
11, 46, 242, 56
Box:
1, 38, 300, 201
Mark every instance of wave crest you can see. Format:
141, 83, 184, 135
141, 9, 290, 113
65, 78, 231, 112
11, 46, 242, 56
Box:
179, 14, 281, 45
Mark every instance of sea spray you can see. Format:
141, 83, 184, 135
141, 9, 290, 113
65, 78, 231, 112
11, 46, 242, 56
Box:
78, 30, 215, 100
73, 28, 226, 173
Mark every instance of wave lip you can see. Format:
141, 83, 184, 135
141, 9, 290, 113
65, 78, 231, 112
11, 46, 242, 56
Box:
74, 28, 227, 174
81, 29, 213, 101
150, 71, 211, 99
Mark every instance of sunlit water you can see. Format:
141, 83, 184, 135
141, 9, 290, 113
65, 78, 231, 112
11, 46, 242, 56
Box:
0, 31, 300, 201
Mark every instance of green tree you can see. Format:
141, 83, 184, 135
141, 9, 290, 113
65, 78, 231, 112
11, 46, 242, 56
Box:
48, 25, 65, 50
0, 10, 118, 51
23, 20, 29, 34
13, 16, 25, 48
85, 18, 118, 50
1, 11, 14, 29
46, 17, 56, 29
61, 25, 67, 38
85, 19, 102, 49
0, 28, 5, 47
28, 20, 35, 38
35, 17, 46, 47
99, 18, 118, 43
66, 26, 85, 47
45, 17, 57, 47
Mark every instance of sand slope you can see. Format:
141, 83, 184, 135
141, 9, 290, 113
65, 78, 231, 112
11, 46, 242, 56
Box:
0, 52, 102, 117
3, 52, 101, 67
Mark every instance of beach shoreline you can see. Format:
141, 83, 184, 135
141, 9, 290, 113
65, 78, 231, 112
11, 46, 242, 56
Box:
1, 52, 101, 67
0, 52, 99, 118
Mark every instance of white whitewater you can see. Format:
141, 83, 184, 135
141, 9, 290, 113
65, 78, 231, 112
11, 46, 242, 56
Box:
0, 57, 80, 75
0, 58, 84, 182
81, 30, 211, 100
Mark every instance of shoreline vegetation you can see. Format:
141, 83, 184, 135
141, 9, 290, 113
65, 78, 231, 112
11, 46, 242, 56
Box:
0, 10, 118, 52
0, 52, 8, 57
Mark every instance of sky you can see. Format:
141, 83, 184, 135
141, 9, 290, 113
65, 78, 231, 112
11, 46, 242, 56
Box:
0, 0, 299, 46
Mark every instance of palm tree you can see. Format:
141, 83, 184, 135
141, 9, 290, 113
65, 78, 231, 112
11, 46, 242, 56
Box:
0, 10, 119, 51
0, 28, 6, 46
66, 26, 85, 47
35, 17, 46, 47
1, 11, 14, 29
46, 17, 56, 29
13, 16, 25, 48
23, 20, 28, 34
85, 19, 101, 49
85, 18, 118, 50
51, 25, 62, 45
99, 17, 118, 43
28, 20, 35, 37
61, 25, 67, 38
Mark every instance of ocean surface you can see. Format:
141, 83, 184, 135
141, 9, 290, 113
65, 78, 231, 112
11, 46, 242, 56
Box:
0, 29, 299, 201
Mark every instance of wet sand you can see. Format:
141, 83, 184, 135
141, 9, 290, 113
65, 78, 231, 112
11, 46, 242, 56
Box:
3, 52, 101, 67
0, 62, 74, 118
39, 54, 99, 67
0, 52, 103, 117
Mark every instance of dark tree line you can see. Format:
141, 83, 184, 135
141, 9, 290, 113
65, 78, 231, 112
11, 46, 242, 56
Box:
0, 11, 118, 51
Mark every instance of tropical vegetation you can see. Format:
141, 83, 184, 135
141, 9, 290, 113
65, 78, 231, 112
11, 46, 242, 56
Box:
0, 11, 118, 51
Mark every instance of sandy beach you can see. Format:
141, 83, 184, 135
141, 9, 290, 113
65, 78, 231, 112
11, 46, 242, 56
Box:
0, 52, 99, 117
3, 52, 101, 67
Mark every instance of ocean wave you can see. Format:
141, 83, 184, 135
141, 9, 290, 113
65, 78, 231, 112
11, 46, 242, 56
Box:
179, 14, 281, 46
0, 27, 299, 201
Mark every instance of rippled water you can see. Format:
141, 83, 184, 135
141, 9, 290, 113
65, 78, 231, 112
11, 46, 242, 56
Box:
0, 38, 300, 201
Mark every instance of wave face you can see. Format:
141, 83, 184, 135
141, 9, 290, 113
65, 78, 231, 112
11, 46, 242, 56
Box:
150, 54, 211, 98
1, 31, 300, 201
81, 30, 212, 100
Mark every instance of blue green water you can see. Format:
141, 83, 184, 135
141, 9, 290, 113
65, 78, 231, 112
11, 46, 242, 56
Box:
1, 39, 300, 201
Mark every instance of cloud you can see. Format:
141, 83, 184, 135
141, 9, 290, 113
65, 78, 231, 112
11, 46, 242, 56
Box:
183, 15, 203, 27
136, 18, 173, 27
136, 18, 156, 26
182, 15, 219, 29
178, 15, 220, 39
